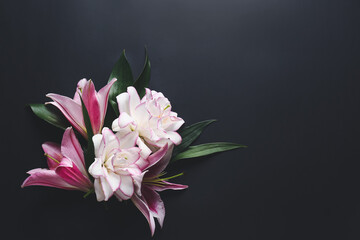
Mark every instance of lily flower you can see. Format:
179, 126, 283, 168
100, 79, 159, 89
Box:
131, 145, 188, 236
46, 78, 116, 138
88, 127, 146, 201
22, 127, 93, 192
112, 86, 184, 158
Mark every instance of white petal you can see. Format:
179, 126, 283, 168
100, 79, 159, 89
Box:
119, 175, 134, 198
128, 86, 141, 115
94, 179, 105, 202
118, 112, 134, 128
119, 131, 139, 149
116, 92, 130, 114
136, 138, 152, 159
133, 102, 150, 125
88, 158, 104, 177
92, 134, 104, 158
106, 171, 121, 191
101, 177, 114, 201
166, 131, 182, 145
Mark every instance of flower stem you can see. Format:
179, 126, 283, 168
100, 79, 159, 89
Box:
83, 188, 94, 198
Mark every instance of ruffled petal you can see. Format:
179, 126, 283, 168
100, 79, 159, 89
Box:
116, 92, 130, 115
88, 158, 104, 178
118, 112, 135, 128
92, 134, 104, 158
119, 131, 138, 149
118, 175, 134, 199
94, 178, 105, 201
127, 86, 141, 115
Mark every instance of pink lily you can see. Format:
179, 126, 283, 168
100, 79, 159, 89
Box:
22, 127, 93, 192
46, 78, 116, 138
131, 145, 188, 236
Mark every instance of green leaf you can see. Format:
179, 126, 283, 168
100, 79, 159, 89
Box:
171, 142, 247, 162
108, 50, 134, 113
109, 99, 119, 116
29, 103, 69, 130
80, 96, 95, 169
133, 48, 151, 98
172, 119, 217, 157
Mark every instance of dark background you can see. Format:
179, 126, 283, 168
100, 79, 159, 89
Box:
1, 0, 360, 239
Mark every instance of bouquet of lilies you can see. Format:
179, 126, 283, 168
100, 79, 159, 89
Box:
22, 50, 246, 236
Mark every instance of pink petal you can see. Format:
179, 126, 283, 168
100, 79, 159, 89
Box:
149, 181, 188, 192
42, 142, 62, 170
142, 144, 168, 172
61, 127, 87, 176
81, 80, 101, 134
73, 78, 88, 104
55, 158, 92, 192
146, 144, 172, 177
131, 194, 156, 236
142, 185, 165, 227
46, 93, 86, 138
21, 168, 75, 190
97, 78, 116, 129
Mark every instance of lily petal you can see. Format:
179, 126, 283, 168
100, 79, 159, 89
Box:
21, 168, 75, 190
46, 94, 86, 137
146, 144, 173, 178
116, 92, 130, 115
61, 127, 87, 176
142, 185, 166, 228
128, 86, 141, 115
97, 78, 116, 127
55, 158, 92, 192
81, 80, 101, 134
131, 194, 156, 236
118, 175, 134, 198
42, 142, 62, 170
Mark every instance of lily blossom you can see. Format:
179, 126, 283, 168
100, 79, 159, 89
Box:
131, 145, 188, 236
89, 127, 146, 201
46, 78, 116, 138
22, 127, 93, 192
112, 86, 184, 158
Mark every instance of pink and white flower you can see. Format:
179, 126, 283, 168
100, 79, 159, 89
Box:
88, 127, 145, 201
112, 87, 184, 158
22, 127, 92, 192
131, 145, 188, 236
47, 78, 116, 138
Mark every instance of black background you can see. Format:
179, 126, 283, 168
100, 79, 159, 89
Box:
1, 0, 360, 239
